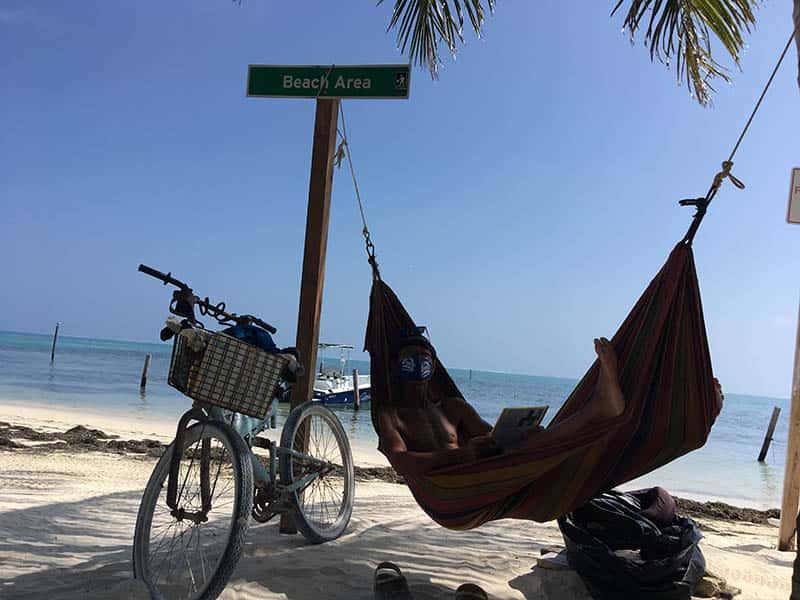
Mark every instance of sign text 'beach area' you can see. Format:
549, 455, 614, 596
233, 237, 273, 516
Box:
246, 64, 410, 99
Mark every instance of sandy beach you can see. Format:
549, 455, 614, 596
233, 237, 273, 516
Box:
0, 403, 793, 599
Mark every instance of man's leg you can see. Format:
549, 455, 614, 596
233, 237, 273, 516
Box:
516, 337, 625, 449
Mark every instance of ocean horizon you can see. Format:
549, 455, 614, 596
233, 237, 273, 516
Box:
0, 329, 790, 510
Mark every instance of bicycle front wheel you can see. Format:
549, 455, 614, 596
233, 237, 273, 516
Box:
279, 401, 354, 543
133, 420, 253, 600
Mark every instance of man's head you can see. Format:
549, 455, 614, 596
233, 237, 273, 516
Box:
393, 329, 436, 384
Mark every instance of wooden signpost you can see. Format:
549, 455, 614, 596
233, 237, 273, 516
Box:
779, 167, 800, 551
247, 63, 410, 533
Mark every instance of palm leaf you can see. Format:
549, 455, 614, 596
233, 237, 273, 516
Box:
611, 0, 760, 105
380, 0, 495, 78
380, 1, 760, 105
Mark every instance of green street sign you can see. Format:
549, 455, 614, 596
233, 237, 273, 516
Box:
247, 64, 410, 99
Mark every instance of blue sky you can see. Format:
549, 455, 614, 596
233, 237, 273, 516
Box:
1, 1, 798, 398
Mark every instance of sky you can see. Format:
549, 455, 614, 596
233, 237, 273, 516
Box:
1, 1, 798, 399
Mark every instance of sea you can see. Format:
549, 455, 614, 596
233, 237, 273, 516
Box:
0, 330, 790, 510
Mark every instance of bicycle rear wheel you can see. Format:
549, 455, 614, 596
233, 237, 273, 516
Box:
279, 401, 354, 543
133, 420, 253, 600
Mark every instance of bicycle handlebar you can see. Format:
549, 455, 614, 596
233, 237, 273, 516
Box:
137, 264, 190, 290
138, 263, 277, 334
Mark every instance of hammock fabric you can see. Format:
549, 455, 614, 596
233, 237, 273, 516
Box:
365, 242, 722, 530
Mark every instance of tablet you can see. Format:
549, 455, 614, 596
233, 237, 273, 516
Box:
491, 406, 549, 449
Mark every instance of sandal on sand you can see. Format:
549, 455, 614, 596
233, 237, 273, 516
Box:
455, 583, 488, 600
374, 562, 414, 599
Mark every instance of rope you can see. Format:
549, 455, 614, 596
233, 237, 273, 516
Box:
682, 27, 799, 245
335, 104, 381, 280
727, 31, 798, 163
315, 64, 335, 99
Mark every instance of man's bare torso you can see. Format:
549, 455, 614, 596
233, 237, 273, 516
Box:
391, 398, 463, 452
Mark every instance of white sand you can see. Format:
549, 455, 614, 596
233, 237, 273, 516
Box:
0, 406, 793, 599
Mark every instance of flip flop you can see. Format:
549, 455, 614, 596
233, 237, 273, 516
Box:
374, 562, 414, 600
455, 583, 488, 600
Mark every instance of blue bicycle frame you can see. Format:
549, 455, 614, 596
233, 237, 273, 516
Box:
164, 401, 328, 516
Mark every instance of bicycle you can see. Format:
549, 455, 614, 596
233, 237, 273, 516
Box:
132, 265, 355, 600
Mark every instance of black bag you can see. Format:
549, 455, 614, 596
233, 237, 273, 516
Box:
557, 487, 705, 600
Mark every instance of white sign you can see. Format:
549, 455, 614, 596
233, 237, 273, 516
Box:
789, 168, 800, 224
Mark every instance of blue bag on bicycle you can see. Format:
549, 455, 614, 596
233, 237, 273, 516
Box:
222, 323, 278, 353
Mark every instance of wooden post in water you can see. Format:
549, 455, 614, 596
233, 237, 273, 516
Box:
352, 369, 360, 410
140, 353, 152, 392
280, 97, 340, 535
779, 298, 800, 551
758, 407, 781, 462
50, 322, 60, 363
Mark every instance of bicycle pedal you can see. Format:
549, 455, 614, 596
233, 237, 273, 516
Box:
252, 436, 272, 450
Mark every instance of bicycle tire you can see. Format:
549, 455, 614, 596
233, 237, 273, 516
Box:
279, 401, 354, 544
132, 420, 253, 600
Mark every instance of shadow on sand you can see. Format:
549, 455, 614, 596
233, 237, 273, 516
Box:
0, 485, 588, 599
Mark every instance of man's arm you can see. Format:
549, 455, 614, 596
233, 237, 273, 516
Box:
377, 410, 474, 477
443, 396, 493, 439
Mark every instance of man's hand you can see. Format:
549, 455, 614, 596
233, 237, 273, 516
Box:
465, 434, 501, 461
492, 425, 545, 452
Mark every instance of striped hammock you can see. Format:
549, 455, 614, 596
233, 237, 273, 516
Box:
364, 243, 722, 530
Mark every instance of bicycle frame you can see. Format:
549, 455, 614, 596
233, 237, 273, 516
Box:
165, 402, 329, 516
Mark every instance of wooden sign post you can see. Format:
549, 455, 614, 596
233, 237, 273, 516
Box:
778, 167, 800, 550
288, 97, 339, 415
246, 64, 410, 533
246, 64, 410, 413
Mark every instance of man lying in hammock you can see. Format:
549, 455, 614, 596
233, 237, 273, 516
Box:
377, 333, 723, 478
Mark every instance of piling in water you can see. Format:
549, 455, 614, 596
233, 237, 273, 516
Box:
352, 369, 360, 410
140, 353, 152, 391
758, 406, 781, 462
50, 322, 60, 363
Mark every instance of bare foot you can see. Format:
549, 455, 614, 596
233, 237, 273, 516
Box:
593, 337, 625, 418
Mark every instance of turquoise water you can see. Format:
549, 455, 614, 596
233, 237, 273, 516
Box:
0, 330, 790, 509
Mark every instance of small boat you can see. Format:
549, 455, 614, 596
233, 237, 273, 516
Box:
313, 343, 371, 404
280, 343, 371, 405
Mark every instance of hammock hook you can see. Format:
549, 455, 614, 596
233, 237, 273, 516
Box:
364, 227, 381, 280
680, 160, 747, 245
679, 196, 709, 246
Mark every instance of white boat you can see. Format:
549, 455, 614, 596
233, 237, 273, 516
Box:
313, 343, 371, 404
280, 343, 371, 405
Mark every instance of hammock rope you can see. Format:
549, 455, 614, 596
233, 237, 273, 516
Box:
335, 104, 381, 280
681, 26, 799, 244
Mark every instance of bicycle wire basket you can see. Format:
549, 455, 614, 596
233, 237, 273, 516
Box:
168, 329, 290, 419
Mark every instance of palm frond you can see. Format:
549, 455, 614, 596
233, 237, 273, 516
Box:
380, 0, 495, 78
611, 0, 760, 106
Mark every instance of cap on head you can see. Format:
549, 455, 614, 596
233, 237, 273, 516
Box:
392, 326, 436, 359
